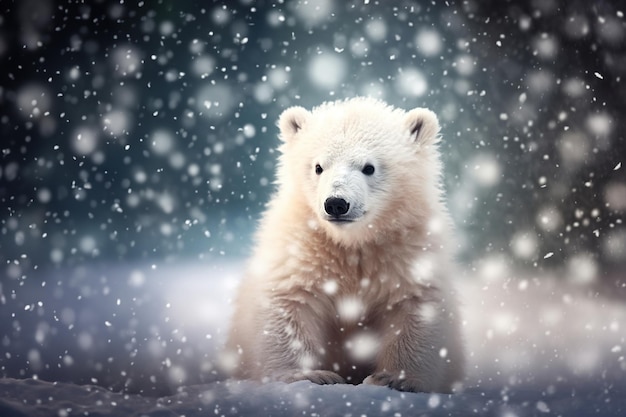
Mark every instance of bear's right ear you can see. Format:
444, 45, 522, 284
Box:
278, 106, 310, 142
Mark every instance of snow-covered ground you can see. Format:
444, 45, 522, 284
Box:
1, 261, 625, 416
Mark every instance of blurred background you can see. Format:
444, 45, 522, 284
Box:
1, 0, 625, 396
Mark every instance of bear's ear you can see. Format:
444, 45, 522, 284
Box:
404, 108, 440, 146
278, 106, 310, 142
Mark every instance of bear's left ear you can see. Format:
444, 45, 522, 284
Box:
278, 106, 310, 142
404, 108, 440, 146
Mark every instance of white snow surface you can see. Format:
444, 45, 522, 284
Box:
1, 261, 626, 416
0, 378, 485, 417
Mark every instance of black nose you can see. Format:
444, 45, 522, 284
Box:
324, 197, 350, 217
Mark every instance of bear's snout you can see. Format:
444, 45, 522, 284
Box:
324, 197, 350, 218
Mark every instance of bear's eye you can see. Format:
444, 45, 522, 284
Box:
315, 164, 324, 175
362, 164, 375, 176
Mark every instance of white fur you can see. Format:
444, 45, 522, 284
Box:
223, 97, 465, 393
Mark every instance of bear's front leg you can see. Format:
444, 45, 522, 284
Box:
364, 298, 451, 393
260, 294, 345, 385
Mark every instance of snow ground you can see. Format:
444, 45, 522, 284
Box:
1, 261, 626, 416
5, 376, 622, 417
0, 377, 510, 417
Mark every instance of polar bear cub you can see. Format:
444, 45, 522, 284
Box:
222, 97, 464, 393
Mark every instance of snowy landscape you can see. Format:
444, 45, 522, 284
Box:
1, 261, 626, 416
1, 0, 626, 416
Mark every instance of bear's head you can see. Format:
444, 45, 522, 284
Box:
276, 97, 445, 247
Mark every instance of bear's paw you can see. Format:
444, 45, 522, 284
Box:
363, 371, 427, 393
271, 369, 346, 385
